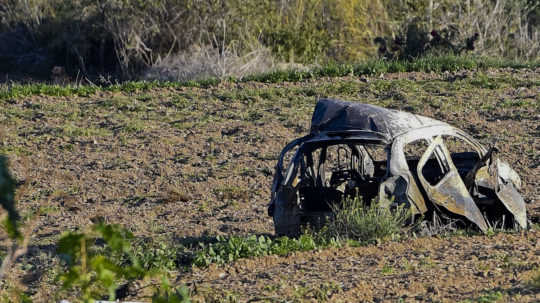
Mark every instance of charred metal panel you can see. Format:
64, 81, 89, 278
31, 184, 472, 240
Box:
416, 136, 488, 232
490, 159, 527, 228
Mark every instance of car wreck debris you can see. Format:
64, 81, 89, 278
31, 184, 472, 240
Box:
268, 99, 527, 236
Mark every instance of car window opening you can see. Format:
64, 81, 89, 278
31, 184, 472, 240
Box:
294, 143, 387, 215
421, 145, 450, 186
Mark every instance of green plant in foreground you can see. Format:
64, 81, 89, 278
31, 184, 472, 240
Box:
151, 277, 191, 303
57, 223, 145, 302
57, 223, 192, 302
0, 155, 27, 301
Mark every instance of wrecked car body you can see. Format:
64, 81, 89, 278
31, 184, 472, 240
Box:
268, 99, 527, 236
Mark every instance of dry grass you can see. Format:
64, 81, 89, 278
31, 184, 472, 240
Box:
432, 0, 540, 60
142, 43, 275, 81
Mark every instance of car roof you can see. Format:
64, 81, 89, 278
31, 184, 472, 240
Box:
310, 99, 450, 139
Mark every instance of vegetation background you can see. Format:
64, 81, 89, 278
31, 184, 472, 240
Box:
1, 0, 539, 81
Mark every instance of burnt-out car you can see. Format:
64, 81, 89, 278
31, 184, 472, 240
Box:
268, 99, 527, 236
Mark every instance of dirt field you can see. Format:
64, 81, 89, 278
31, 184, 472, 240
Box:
0, 68, 539, 302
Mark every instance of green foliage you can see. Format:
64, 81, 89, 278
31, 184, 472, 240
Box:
238, 55, 540, 82
57, 223, 145, 302
381, 263, 394, 275
0, 78, 219, 101
322, 196, 409, 244
151, 277, 191, 303
0, 290, 33, 303
460, 290, 504, 303
469, 72, 501, 89
0, 156, 20, 239
475, 291, 503, 303
132, 240, 179, 272
57, 223, 192, 302
258, 0, 388, 62
193, 234, 335, 267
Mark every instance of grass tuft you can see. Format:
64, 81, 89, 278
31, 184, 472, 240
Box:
322, 196, 409, 245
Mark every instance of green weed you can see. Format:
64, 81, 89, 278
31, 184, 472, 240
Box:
419, 256, 436, 269
469, 73, 500, 89
321, 196, 409, 244
461, 290, 504, 303
381, 263, 394, 275
61, 124, 111, 138
193, 234, 335, 267
132, 240, 179, 272
312, 282, 342, 301
0, 146, 32, 156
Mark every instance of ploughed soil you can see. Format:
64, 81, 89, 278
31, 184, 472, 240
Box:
0, 68, 538, 301
185, 230, 540, 302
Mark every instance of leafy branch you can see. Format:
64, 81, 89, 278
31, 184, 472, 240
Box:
57, 222, 191, 302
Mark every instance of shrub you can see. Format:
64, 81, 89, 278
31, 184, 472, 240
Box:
322, 196, 409, 244
1, 0, 538, 80
374, 20, 480, 60
0, 0, 388, 79
433, 0, 540, 60
380, 0, 540, 61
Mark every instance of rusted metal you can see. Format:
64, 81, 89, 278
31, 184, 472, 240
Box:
269, 99, 528, 236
